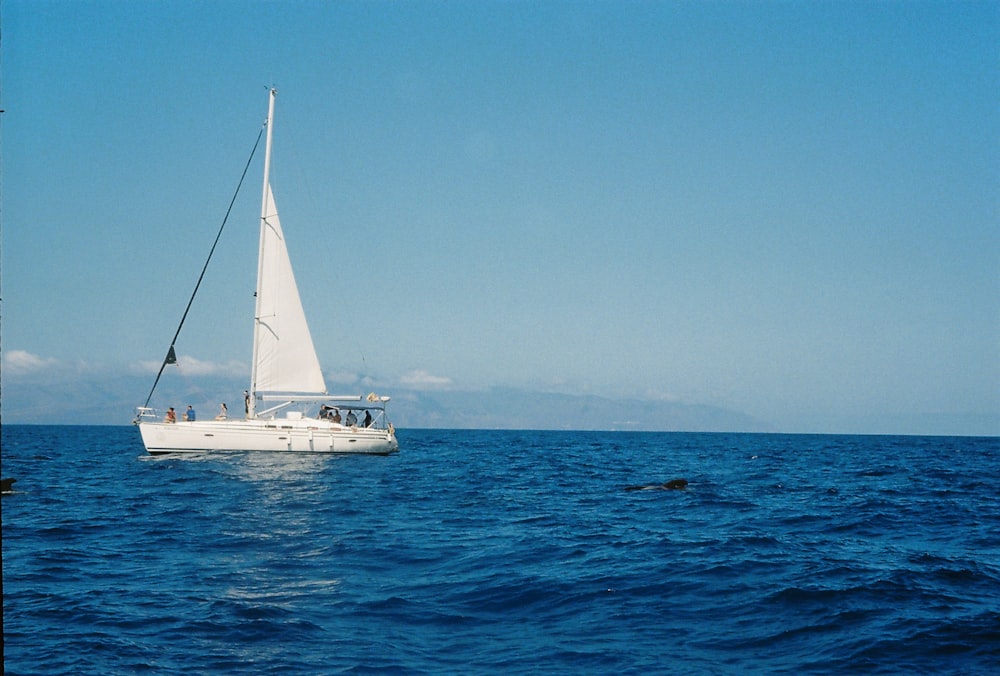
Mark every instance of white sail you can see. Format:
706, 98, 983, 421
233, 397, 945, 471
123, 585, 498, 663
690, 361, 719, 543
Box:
251, 183, 326, 397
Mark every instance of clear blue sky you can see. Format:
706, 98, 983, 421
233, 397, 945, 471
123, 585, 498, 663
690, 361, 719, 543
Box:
3, 0, 998, 434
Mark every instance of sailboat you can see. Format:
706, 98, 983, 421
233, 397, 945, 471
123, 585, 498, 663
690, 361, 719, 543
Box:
135, 88, 398, 455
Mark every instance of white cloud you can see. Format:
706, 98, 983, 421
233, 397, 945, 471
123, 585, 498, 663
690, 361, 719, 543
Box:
399, 369, 454, 390
130, 355, 246, 377
326, 370, 360, 385
641, 388, 682, 403
178, 356, 246, 377
3, 350, 58, 375
132, 360, 164, 375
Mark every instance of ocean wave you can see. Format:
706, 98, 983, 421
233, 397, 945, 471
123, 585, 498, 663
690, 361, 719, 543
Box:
3, 427, 998, 673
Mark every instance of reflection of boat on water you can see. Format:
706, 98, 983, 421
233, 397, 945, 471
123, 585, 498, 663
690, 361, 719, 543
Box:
142, 450, 341, 483
135, 88, 397, 455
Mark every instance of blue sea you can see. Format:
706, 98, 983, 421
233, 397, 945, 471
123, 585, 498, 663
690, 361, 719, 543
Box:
2, 426, 998, 674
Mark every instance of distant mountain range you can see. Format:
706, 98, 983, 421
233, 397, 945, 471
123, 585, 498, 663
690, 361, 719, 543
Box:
2, 372, 768, 432
7, 370, 995, 435
390, 387, 769, 432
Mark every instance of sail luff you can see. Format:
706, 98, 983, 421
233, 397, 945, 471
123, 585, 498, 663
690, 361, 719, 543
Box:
249, 88, 277, 417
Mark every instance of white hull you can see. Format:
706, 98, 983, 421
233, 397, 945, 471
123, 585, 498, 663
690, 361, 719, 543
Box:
138, 418, 398, 455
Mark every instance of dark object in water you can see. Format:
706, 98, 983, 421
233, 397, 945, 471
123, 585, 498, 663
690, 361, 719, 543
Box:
1, 477, 16, 494
625, 478, 688, 491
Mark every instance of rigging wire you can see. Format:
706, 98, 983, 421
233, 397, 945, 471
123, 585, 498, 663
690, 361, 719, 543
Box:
141, 123, 266, 410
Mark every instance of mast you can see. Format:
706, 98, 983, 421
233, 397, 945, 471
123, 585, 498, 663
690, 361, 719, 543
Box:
248, 87, 277, 418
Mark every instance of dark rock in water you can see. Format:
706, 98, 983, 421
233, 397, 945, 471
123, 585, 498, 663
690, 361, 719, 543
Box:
1, 477, 16, 494
625, 478, 688, 491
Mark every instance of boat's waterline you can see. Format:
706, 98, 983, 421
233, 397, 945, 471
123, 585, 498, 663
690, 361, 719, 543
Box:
137, 419, 398, 455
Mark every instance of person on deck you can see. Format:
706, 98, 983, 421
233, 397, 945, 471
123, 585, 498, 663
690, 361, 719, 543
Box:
363, 410, 373, 427
216, 403, 228, 419
332, 409, 342, 424
345, 410, 357, 426
165, 407, 177, 423
185, 405, 196, 421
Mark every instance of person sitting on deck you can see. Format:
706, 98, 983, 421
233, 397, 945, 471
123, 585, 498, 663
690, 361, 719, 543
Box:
164, 407, 177, 423
332, 408, 342, 424
216, 403, 228, 419
185, 405, 196, 421
345, 410, 357, 426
